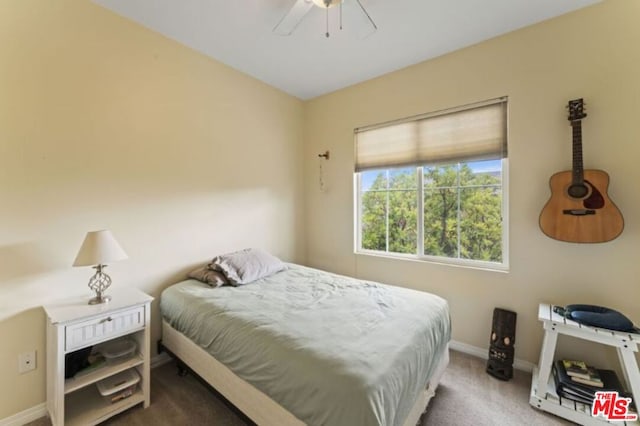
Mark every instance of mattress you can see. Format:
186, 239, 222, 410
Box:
160, 264, 450, 426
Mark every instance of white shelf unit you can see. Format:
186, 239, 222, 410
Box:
44, 288, 153, 426
530, 303, 640, 425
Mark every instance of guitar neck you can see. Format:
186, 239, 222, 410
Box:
572, 120, 584, 184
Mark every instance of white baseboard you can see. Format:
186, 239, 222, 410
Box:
0, 355, 173, 426
449, 339, 535, 373
151, 352, 172, 368
2, 343, 533, 426
0, 403, 46, 426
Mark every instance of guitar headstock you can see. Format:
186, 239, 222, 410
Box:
567, 98, 587, 122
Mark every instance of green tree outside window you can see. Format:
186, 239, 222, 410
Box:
360, 161, 503, 263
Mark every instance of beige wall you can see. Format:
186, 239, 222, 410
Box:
0, 0, 304, 418
304, 0, 639, 368
3, 0, 640, 421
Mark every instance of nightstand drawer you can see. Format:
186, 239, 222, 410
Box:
65, 306, 145, 351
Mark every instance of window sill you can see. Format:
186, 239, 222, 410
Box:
355, 250, 509, 273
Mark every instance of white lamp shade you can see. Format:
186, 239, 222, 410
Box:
73, 230, 128, 267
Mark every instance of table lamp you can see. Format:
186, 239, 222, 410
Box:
73, 230, 128, 305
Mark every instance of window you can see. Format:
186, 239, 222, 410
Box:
355, 98, 508, 270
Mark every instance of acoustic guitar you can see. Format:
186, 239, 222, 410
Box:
539, 99, 623, 243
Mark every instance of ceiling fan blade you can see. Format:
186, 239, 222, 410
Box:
351, 0, 377, 39
273, 0, 315, 36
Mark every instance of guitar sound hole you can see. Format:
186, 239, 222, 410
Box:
567, 184, 589, 199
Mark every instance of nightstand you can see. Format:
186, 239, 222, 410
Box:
44, 288, 153, 426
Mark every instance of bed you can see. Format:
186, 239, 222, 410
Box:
160, 261, 451, 426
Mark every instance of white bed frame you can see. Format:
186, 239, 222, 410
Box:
162, 319, 449, 426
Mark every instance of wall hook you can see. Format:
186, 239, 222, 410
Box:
318, 150, 330, 160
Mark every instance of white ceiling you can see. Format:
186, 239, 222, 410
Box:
93, 0, 600, 100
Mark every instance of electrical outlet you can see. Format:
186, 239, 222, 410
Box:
18, 350, 36, 374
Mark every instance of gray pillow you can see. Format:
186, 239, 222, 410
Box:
187, 266, 228, 287
211, 248, 285, 285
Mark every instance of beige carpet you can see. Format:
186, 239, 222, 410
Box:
420, 351, 572, 426
28, 350, 573, 425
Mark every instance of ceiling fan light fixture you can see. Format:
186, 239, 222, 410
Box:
311, 0, 341, 8
274, 0, 375, 39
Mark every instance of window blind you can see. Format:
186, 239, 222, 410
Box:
354, 98, 507, 172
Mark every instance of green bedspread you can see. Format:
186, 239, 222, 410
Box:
160, 264, 450, 426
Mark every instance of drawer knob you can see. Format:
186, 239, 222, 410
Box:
100, 317, 113, 324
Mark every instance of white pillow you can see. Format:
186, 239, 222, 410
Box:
210, 248, 286, 285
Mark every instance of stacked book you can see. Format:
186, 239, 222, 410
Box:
552, 359, 631, 407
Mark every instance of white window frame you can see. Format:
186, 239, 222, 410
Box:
354, 159, 509, 272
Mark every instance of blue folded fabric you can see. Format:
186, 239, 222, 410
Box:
566, 304, 635, 332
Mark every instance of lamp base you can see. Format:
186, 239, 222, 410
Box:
88, 294, 111, 305
87, 264, 112, 305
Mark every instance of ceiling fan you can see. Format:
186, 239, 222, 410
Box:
273, 0, 377, 38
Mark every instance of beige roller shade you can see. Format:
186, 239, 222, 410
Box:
355, 98, 507, 172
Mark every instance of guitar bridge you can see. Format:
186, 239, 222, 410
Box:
562, 209, 596, 216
